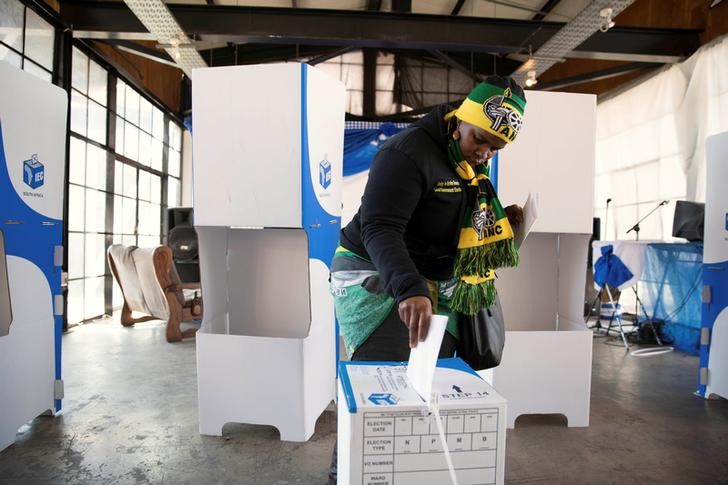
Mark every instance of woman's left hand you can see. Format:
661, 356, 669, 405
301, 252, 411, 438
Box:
505, 204, 523, 227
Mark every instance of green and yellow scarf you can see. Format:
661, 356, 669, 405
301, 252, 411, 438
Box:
447, 79, 526, 314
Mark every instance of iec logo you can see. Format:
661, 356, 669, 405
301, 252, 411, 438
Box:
23, 154, 44, 189
725, 212, 728, 231
368, 393, 399, 406
319, 158, 332, 190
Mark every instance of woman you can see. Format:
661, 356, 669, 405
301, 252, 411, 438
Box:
327, 75, 526, 483
333, 75, 526, 361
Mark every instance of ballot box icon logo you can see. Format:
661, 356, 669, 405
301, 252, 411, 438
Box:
368, 393, 398, 405
23, 154, 44, 189
319, 157, 332, 190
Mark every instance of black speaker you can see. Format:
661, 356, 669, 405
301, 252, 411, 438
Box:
168, 225, 198, 261
167, 207, 200, 283
168, 207, 193, 231
672, 201, 704, 242
592, 217, 601, 241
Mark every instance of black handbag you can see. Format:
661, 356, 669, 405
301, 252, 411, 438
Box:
456, 296, 506, 371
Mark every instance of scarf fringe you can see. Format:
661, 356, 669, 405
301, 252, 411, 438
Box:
454, 238, 519, 276
451, 280, 497, 315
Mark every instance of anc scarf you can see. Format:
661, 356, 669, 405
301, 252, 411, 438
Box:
444, 78, 526, 314
446, 135, 519, 315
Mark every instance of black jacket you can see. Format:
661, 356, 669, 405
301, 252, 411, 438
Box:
340, 105, 477, 303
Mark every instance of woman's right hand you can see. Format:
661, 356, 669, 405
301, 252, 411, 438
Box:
398, 296, 433, 348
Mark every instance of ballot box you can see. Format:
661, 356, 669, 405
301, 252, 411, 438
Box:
337, 358, 507, 485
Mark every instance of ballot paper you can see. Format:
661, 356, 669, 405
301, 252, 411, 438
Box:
406, 314, 448, 403
514, 192, 538, 249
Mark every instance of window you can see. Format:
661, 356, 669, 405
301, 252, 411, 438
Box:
67, 48, 110, 323
317, 51, 366, 116
67, 47, 186, 324
0, 0, 54, 82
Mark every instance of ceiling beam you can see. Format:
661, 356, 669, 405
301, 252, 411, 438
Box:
508, 50, 685, 64
60, 2, 700, 59
450, 0, 466, 15
197, 44, 346, 66
535, 62, 655, 91
96, 39, 177, 67
564, 50, 685, 64
59, 2, 566, 54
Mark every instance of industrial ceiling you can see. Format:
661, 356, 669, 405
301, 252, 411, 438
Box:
53, 0, 728, 119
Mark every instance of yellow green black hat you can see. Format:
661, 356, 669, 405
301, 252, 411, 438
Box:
454, 76, 526, 144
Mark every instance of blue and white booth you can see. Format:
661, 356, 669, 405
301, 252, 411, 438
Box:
0, 62, 67, 450
699, 132, 728, 399
192, 63, 345, 441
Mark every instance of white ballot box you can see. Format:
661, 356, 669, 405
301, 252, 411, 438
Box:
337, 358, 507, 485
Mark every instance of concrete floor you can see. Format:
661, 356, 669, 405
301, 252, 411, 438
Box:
1, 318, 727, 484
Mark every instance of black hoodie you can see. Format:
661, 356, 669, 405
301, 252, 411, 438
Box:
340, 105, 477, 303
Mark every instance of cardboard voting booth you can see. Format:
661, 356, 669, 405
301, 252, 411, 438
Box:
699, 132, 728, 400
0, 62, 67, 451
488, 91, 596, 428
338, 358, 507, 485
192, 63, 345, 441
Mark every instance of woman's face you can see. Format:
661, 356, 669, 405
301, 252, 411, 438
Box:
456, 120, 507, 167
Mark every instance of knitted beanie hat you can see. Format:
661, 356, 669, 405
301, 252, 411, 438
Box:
453, 76, 526, 144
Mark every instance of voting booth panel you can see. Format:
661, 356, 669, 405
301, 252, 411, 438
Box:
496, 91, 595, 235
483, 91, 596, 428
486, 233, 593, 428
700, 133, 728, 400
192, 63, 345, 441
0, 62, 67, 451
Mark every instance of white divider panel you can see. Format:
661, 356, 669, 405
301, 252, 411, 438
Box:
0, 257, 55, 450
706, 308, 728, 400
558, 234, 592, 331
192, 64, 302, 228
487, 330, 592, 428
226, 228, 311, 338
498, 91, 596, 234
497, 234, 559, 331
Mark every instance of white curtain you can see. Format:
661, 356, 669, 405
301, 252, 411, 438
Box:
595, 35, 728, 241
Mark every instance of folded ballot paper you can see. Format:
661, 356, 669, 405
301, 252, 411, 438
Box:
514, 192, 538, 249
406, 315, 449, 404
337, 316, 508, 485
